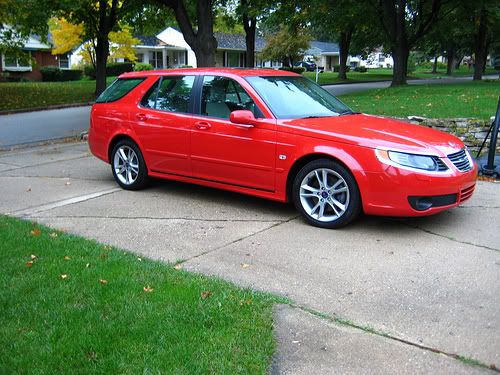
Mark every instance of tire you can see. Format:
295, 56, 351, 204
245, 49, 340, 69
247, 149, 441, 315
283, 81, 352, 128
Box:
111, 139, 150, 190
292, 159, 361, 229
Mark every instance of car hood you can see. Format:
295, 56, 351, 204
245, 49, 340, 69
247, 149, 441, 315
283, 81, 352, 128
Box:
279, 114, 464, 157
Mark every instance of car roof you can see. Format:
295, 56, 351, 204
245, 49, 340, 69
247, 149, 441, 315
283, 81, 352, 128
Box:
120, 67, 300, 79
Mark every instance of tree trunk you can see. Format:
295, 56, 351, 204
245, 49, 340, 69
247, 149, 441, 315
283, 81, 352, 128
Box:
338, 27, 353, 80
166, 0, 217, 67
391, 44, 409, 86
95, 36, 109, 96
473, 6, 488, 81
431, 55, 438, 73
446, 47, 455, 75
243, 17, 256, 67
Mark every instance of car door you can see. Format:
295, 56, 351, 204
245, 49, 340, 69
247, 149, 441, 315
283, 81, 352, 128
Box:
190, 75, 276, 192
133, 75, 195, 175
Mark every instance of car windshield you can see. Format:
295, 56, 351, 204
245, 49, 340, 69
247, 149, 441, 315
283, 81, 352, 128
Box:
245, 76, 353, 119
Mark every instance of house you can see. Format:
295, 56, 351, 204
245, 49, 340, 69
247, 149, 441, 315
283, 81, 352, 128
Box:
350, 50, 393, 69
0, 28, 72, 81
304, 41, 340, 71
154, 27, 281, 68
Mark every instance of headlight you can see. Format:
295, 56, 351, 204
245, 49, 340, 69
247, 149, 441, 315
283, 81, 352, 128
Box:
376, 149, 446, 172
388, 151, 437, 171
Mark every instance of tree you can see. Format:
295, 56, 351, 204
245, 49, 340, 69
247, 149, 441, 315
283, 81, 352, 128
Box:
56, 0, 136, 95
152, 0, 218, 67
261, 25, 310, 67
369, 0, 445, 86
50, 19, 140, 67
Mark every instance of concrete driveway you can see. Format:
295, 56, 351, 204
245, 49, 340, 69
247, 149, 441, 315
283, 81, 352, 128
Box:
1, 141, 499, 374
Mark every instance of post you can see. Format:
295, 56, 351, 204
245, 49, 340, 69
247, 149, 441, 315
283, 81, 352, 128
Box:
482, 96, 500, 175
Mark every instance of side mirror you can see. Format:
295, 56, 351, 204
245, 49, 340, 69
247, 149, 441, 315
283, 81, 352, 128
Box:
230, 110, 256, 128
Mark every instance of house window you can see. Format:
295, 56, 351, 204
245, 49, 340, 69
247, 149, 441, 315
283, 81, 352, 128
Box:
150, 51, 163, 69
58, 54, 69, 69
226, 51, 240, 67
2, 51, 31, 71
378, 54, 385, 63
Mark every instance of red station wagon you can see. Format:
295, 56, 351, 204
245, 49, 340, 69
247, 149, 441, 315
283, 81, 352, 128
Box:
88, 68, 477, 228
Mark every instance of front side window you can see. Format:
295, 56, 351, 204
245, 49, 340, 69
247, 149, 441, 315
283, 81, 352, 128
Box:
95, 78, 145, 103
201, 76, 259, 120
245, 76, 352, 119
141, 75, 195, 113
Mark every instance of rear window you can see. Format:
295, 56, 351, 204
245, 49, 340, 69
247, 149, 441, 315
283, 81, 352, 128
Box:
95, 78, 145, 103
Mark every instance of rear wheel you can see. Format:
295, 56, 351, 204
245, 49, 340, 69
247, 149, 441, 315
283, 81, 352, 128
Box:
292, 159, 361, 228
111, 139, 149, 190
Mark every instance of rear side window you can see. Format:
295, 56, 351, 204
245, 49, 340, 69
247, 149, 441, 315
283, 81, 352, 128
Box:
141, 75, 195, 113
95, 78, 145, 103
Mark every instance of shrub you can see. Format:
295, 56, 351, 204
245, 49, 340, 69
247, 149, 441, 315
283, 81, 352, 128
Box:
83, 65, 95, 79
40, 66, 62, 81
354, 66, 367, 73
60, 69, 83, 81
106, 62, 134, 76
418, 61, 447, 70
332, 65, 351, 73
279, 66, 306, 74
180, 65, 193, 68
134, 63, 153, 71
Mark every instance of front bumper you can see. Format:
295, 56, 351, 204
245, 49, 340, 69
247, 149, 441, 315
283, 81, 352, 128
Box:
361, 162, 478, 217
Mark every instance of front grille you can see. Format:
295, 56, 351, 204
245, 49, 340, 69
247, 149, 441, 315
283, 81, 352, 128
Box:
447, 149, 472, 172
460, 184, 475, 203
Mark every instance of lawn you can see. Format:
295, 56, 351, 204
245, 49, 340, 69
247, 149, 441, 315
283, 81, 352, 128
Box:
0, 215, 281, 374
0, 77, 116, 111
304, 66, 499, 85
338, 80, 500, 120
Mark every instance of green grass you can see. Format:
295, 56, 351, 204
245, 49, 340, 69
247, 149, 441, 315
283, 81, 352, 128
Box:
0, 215, 280, 374
0, 77, 116, 111
338, 80, 500, 120
304, 66, 499, 85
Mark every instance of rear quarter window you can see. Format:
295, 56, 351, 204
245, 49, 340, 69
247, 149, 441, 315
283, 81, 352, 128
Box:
95, 78, 145, 103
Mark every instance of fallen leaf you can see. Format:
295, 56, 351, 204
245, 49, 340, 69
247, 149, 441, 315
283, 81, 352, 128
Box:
65, 181, 71, 186
49, 232, 58, 238
240, 263, 250, 268
64, 256, 71, 260
143, 286, 154, 293
103, 245, 111, 251
30, 229, 41, 236
174, 264, 182, 270
60, 274, 68, 280
137, 257, 142, 262
85, 263, 90, 268
26, 261, 34, 267
30, 254, 37, 260
201, 290, 213, 299
99, 279, 108, 285
26, 188, 31, 192
99, 253, 108, 259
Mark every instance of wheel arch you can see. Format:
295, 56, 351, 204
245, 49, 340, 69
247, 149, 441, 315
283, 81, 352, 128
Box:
285, 152, 364, 207
107, 133, 142, 164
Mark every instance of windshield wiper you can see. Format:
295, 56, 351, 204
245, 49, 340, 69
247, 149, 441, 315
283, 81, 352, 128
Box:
300, 115, 331, 119
339, 110, 359, 116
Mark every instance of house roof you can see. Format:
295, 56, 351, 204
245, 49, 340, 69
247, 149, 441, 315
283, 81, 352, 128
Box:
135, 35, 163, 47
306, 41, 340, 56
214, 32, 266, 52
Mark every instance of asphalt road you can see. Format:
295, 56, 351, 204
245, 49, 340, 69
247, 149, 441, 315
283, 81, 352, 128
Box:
1, 141, 498, 373
0, 74, 497, 149
0, 106, 91, 150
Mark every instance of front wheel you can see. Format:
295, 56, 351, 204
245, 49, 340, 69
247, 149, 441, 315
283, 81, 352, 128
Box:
111, 139, 150, 190
292, 159, 361, 228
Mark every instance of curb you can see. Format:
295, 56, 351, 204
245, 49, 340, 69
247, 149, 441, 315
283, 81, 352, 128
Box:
0, 102, 94, 116
0, 132, 87, 152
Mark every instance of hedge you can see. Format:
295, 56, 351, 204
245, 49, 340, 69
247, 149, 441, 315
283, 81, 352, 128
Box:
83, 62, 134, 79
332, 65, 351, 73
40, 66, 83, 81
133, 63, 153, 71
279, 66, 306, 74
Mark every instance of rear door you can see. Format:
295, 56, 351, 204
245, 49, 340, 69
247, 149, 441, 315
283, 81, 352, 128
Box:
190, 75, 276, 192
133, 75, 195, 175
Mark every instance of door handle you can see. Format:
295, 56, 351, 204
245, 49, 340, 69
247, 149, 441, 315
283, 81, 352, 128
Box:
195, 121, 211, 130
136, 113, 148, 121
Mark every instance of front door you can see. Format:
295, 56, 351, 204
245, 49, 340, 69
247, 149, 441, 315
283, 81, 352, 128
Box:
133, 75, 195, 175
190, 75, 276, 192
